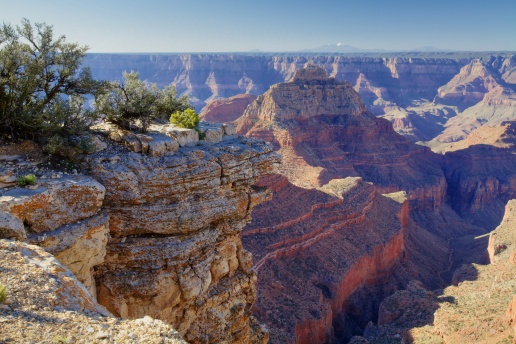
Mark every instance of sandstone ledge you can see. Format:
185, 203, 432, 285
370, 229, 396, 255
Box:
80, 135, 279, 343
0, 240, 186, 344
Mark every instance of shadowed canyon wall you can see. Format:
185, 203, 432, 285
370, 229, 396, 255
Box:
235, 66, 516, 343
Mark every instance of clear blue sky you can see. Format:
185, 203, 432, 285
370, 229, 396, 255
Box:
2, 0, 515, 52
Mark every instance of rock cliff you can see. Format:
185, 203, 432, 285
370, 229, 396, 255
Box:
85, 53, 469, 112
243, 176, 409, 343
0, 126, 280, 344
0, 240, 186, 344
234, 66, 455, 342
236, 65, 446, 211
0, 175, 109, 297
231, 65, 516, 343
359, 200, 516, 343
443, 141, 516, 229
81, 133, 279, 343
201, 94, 258, 123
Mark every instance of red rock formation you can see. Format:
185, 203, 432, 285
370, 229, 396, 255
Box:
235, 66, 456, 342
362, 199, 516, 343
236, 65, 446, 211
437, 120, 516, 153
243, 176, 408, 343
434, 60, 502, 109
443, 138, 516, 228
200, 94, 257, 123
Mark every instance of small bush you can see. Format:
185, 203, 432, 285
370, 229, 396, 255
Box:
170, 109, 200, 129
45, 135, 96, 158
45, 135, 68, 155
74, 137, 96, 154
17, 174, 37, 187
0, 284, 7, 304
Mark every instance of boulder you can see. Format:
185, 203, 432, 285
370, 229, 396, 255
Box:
0, 211, 26, 241
0, 175, 105, 233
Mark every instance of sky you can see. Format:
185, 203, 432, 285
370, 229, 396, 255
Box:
2, 0, 516, 53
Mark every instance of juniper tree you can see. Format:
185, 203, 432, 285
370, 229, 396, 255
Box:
0, 19, 101, 139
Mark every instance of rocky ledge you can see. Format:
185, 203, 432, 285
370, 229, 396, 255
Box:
0, 240, 186, 344
80, 131, 279, 343
0, 123, 280, 344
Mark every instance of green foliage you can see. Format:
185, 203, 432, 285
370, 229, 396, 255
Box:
95, 71, 192, 132
170, 108, 200, 129
0, 19, 102, 139
16, 174, 37, 187
45, 134, 95, 158
73, 137, 96, 154
0, 284, 6, 304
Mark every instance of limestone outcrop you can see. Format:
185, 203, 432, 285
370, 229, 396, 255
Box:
81, 135, 279, 343
0, 176, 109, 297
0, 124, 279, 343
0, 240, 186, 344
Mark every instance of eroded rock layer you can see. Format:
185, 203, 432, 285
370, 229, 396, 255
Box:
236, 65, 446, 211
0, 240, 186, 344
359, 200, 516, 343
234, 65, 516, 343
201, 94, 258, 123
85, 53, 516, 143
243, 176, 409, 343
82, 137, 280, 344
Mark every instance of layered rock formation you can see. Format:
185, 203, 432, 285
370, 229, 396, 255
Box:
358, 200, 516, 343
432, 120, 516, 153
243, 176, 409, 343
85, 53, 469, 112
81, 134, 279, 343
230, 65, 516, 343
233, 66, 455, 342
0, 175, 109, 297
85, 53, 516, 144
201, 94, 258, 123
429, 59, 516, 143
236, 65, 446, 211
0, 240, 186, 344
434, 60, 502, 109
442, 136, 516, 229
0, 125, 279, 344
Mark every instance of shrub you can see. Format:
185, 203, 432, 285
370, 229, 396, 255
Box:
0, 284, 6, 304
170, 109, 200, 129
17, 174, 37, 187
0, 19, 102, 140
95, 72, 192, 132
45, 135, 96, 159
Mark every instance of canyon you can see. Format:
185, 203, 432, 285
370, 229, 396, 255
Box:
0, 56, 515, 344
232, 66, 516, 343
86, 52, 516, 144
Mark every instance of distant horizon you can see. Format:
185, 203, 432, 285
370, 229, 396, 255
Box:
3, 0, 516, 52
84, 50, 516, 54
